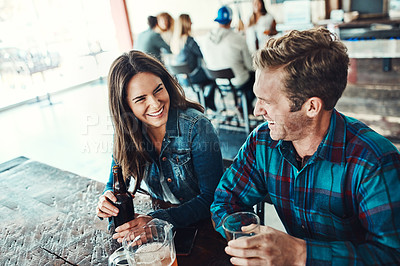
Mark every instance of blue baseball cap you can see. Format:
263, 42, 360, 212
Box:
214, 6, 232, 25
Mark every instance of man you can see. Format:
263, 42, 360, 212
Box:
210, 27, 400, 265
201, 6, 255, 112
134, 16, 171, 62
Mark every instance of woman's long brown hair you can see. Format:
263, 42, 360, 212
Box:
107, 50, 203, 192
248, 0, 267, 27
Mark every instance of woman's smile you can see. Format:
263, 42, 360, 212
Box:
147, 106, 165, 118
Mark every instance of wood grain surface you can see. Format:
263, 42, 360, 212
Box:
0, 157, 232, 266
0, 157, 118, 265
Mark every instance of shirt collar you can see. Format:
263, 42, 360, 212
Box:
315, 109, 347, 165
276, 109, 347, 166
165, 108, 179, 138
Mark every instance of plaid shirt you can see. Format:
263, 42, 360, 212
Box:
211, 110, 400, 265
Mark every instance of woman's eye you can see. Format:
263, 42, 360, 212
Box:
134, 97, 145, 103
154, 87, 163, 94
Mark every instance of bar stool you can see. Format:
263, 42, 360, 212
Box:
205, 68, 250, 135
166, 63, 208, 108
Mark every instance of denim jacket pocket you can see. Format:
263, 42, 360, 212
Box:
168, 150, 199, 195
168, 150, 191, 166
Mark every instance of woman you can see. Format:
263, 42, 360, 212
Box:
157, 12, 175, 45
246, 0, 277, 53
96, 50, 223, 242
170, 14, 217, 111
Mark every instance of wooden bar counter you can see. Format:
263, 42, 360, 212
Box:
0, 157, 231, 265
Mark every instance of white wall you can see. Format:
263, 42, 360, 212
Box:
126, 0, 226, 35
126, 0, 325, 37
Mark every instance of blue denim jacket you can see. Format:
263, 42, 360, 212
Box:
106, 108, 223, 227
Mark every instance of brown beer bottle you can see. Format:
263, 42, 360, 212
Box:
112, 165, 135, 228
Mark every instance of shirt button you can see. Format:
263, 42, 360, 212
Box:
162, 157, 167, 161
179, 197, 184, 201
301, 225, 305, 229
167, 178, 172, 183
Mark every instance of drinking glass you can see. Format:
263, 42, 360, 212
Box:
222, 211, 260, 241
108, 247, 129, 266
123, 219, 177, 266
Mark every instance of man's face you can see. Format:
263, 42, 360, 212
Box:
253, 68, 310, 141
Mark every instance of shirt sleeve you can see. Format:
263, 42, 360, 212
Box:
187, 36, 203, 59
104, 156, 116, 192
155, 33, 171, 54
150, 116, 224, 227
210, 128, 268, 237
305, 150, 400, 264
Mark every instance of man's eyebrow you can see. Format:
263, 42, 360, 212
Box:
256, 95, 268, 101
132, 83, 162, 101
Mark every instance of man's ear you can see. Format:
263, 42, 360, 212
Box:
304, 97, 323, 118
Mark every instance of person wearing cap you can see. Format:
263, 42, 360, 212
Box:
201, 6, 255, 114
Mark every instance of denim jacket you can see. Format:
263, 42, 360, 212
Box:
106, 108, 223, 227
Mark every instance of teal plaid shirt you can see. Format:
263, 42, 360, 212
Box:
211, 110, 400, 265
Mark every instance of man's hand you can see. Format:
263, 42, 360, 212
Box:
112, 215, 153, 243
225, 225, 306, 266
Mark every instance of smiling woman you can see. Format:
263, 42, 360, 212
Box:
96, 50, 224, 242
126, 72, 170, 137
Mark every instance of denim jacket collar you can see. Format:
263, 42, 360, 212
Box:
165, 108, 180, 138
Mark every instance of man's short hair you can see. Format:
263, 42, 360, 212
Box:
147, 16, 158, 29
253, 27, 349, 111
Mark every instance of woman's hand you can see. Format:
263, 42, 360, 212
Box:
112, 215, 153, 243
96, 190, 119, 218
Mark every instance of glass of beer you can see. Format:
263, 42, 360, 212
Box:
222, 211, 260, 241
108, 247, 129, 266
123, 219, 177, 266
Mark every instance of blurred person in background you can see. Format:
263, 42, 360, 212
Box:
245, 0, 277, 54
170, 14, 217, 111
201, 6, 255, 115
134, 16, 171, 62
96, 50, 223, 242
156, 12, 175, 46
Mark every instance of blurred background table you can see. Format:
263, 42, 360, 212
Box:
0, 157, 231, 265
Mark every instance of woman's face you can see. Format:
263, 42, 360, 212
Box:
126, 72, 170, 131
253, 0, 262, 13
158, 17, 168, 31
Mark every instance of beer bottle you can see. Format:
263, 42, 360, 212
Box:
112, 165, 135, 228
